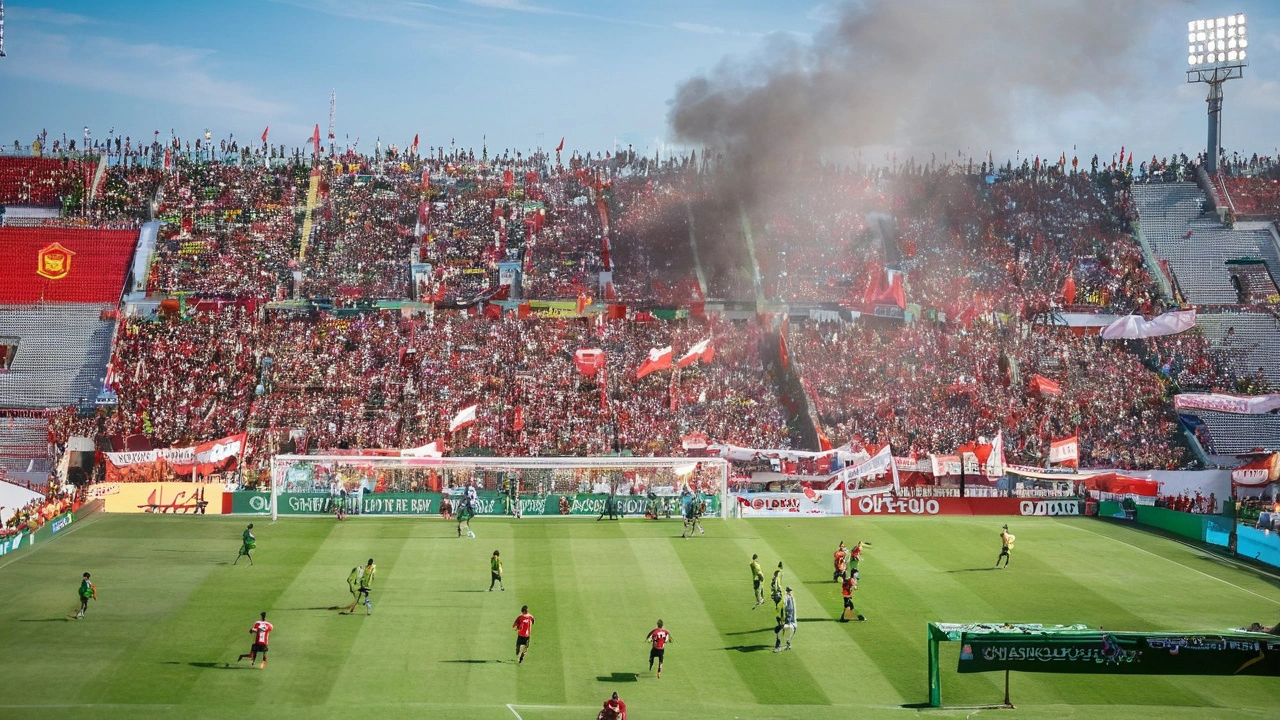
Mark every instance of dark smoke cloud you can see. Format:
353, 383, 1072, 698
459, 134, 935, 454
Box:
669, 0, 1172, 157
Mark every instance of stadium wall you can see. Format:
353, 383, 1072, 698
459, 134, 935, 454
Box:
230, 490, 721, 517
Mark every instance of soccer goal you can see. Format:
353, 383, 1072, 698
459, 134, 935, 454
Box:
267, 454, 730, 521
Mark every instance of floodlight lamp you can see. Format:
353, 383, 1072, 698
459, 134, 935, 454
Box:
1228, 14, 1237, 26
1228, 38, 1236, 49
1237, 14, 1246, 26
1189, 20, 1196, 31
1196, 19, 1205, 30
1239, 50, 1246, 61
1188, 55, 1197, 66
1227, 50, 1238, 61
1239, 39, 1247, 49
1216, 17, 1226, 28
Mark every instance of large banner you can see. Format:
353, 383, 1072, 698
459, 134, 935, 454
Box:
846, 495, 1082, 517
839, 445, 899, 496
105, 433, 247, 482
734, 490, 845, 517
230, 491, 720, 517
96, 482, 225, 514
1049, 436, 1079, 466
1100, 309, 1197, 340
958, 631, 1280, 676
1173, 393, 1280, 415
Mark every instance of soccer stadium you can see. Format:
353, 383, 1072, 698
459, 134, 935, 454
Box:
1, 2, 1278, 718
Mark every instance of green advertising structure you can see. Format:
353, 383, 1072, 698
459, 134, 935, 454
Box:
230, 491, 719, 518
927, 622, 1280, 707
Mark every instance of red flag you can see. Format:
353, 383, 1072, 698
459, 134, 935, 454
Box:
676, 338, 713, 368
636, 346, 673, 379
576, 293, 592, 315
261, 126, 269, 144
512, 406, 524, 432
311, 124, 321, 155
1049, 436, 1079, 467
1029, 374, 1061, 396
1061, 275, 1076, 304
412, 133, 419, 154
574, 348, 605, 377
555, 137, 564, 152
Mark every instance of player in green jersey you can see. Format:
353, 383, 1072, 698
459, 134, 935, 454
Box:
71, 572, 96, 619
346, 566, 361, 605
489, 550, 505, 591
345, 558, 375, 614
234, 524, 256, 565
749, 554, 765, 608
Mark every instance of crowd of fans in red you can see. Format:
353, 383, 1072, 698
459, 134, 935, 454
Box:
1155, 490, 1218, 514
6, 145, 1275, 486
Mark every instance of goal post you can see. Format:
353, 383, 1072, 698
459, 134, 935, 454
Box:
266, 454, 730, 521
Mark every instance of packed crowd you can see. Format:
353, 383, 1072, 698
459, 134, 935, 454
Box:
1155, 490, 1218, 514
9, 142, 1279, 478
92, 309, 788, 471
1220, 173, 1280, 217
789, 319, 1195, 470
0, 490, 76, 538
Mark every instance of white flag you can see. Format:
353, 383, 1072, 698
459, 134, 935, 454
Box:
449, 404, 478, 433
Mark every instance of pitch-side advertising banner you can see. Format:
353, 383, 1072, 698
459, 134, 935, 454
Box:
846, 496, 1082, 517
97, 482, 225, 514
230, 492, 721, 517
734, 490, 845, 517
958, 631, 1280, 676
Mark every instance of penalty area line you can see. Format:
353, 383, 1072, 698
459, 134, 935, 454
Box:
1059, 521, 1280, 606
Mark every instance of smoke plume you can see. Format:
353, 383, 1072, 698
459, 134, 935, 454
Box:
669, 0, 1170, 159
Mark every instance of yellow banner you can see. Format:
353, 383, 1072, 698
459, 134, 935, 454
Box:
100, 482, 225, 514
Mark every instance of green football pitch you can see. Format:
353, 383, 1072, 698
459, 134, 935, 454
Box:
1, 513, 1277, 720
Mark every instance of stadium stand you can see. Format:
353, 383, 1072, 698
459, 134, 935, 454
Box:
1195, 311, 1280, 387
0, 156, 95, 207
0, 414, 52, 474
0, 227, 139, 304
0, 304, 117, 409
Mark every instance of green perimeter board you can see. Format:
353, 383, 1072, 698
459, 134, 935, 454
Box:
233, 491, 720, 517
0, 514, 1277, 720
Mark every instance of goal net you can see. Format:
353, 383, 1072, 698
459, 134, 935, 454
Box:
267, 454, 729, 521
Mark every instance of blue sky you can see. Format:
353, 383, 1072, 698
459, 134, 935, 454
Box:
0, 0, 1278, 160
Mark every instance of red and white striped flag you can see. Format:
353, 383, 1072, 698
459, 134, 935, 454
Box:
1049, 436, 1079, 467
449, 404, 478, 433
677, 338, 714, 368
636, 346, 673, 380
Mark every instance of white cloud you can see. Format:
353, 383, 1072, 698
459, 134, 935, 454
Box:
6, 5, 95, 26
0, 30, 287, 118
674, 22, 726, 35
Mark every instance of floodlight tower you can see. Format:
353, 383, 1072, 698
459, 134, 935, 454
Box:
1186, 13, 1248, 174
1, 0, 7, 58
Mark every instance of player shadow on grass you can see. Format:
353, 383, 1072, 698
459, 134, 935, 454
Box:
440, 659, 502, 664
277, 606, 343, 611
179, 662, 253, 670
724, 644, 773, 653
595, 672, 639, 682
944, 567, 1001, 573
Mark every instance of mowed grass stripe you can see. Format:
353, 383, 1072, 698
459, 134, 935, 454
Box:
256, 518, 417, 708
670, 520, 832, 706
80, 517, 336, 705
510, 520, 568, 705
614, 519, 759, 709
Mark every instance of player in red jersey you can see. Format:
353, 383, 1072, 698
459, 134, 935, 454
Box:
513, 605, 534, 664
237, 612, 273, 669
645, 619, 672, 678
597, 691, 627, 720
